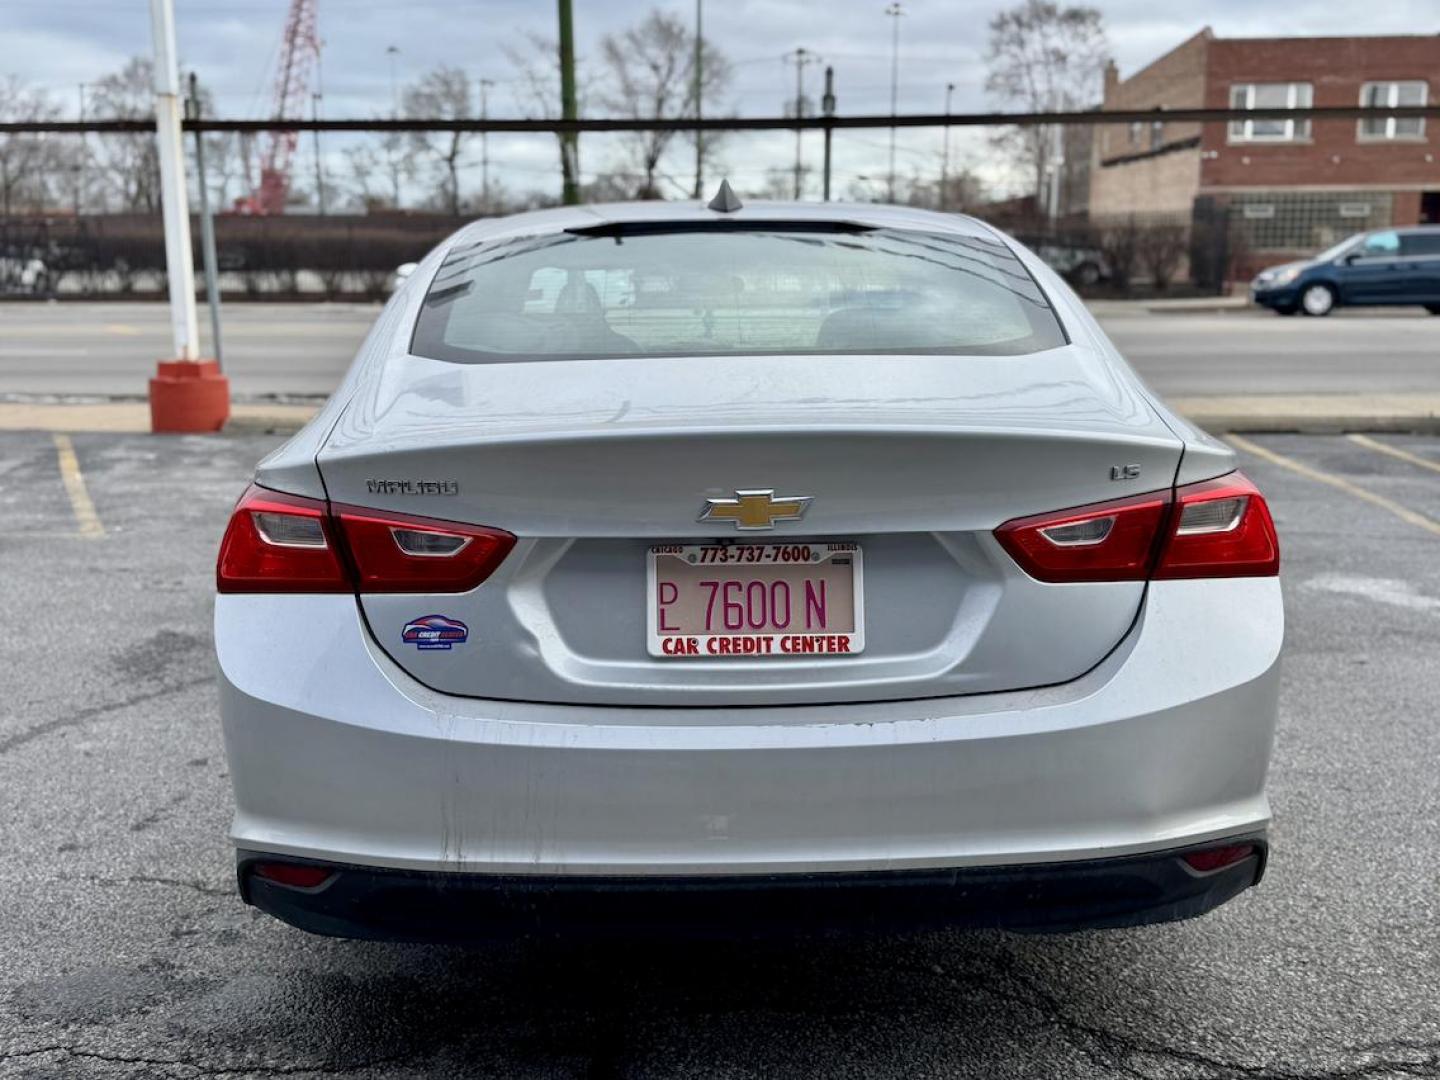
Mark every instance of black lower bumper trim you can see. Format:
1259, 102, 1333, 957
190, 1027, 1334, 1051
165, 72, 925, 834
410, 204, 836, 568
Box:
237, 836, 1267, 941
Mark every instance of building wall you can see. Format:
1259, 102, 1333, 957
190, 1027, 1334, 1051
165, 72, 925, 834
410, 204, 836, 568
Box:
1089, 29, 1210, 220
1199, 36, 1440, 192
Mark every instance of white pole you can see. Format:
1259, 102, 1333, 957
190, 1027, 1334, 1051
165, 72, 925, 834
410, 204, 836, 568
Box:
149, 0, 199, 361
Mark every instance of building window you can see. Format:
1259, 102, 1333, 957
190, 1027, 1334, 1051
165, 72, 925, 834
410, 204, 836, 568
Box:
1358, 81, 1427, 140
1228, 83, 1313, 142
1150, 120, 1164, 148
1128, 121, 1142, 145
1229, 191, 1393, 252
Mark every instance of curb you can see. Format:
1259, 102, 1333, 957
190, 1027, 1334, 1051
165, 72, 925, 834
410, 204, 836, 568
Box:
2, 401, 1438, 437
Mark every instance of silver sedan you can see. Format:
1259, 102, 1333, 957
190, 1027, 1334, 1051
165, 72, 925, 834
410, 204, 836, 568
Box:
215, 194, 1282, 940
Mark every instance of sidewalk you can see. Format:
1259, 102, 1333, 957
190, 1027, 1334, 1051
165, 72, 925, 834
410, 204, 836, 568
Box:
3, 395, 1439, 436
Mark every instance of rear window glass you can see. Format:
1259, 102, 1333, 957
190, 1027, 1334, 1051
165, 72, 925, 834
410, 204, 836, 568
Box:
411, 225, 1066, 363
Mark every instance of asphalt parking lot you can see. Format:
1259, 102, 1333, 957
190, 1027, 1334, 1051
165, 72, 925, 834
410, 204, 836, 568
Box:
1, 429, 1438, 1079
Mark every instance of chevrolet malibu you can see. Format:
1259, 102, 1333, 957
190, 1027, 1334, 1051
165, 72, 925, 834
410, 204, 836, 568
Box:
216, 193, 1282, 940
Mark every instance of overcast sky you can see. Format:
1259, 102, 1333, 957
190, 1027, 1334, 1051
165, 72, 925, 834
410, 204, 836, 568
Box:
6, 0, 1437, 203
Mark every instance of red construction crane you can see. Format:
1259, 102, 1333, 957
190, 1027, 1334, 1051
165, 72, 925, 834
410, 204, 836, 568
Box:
235, 0, 319, 214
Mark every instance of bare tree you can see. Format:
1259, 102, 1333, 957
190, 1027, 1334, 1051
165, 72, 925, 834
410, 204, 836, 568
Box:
0, 78, 67, 215
1137, 221, 1188, 290
597, 10, 731, 199
342, 129, 417, 210
985, 0, 1107, 203
86, 58, 166, 212
402, 67, 472, 215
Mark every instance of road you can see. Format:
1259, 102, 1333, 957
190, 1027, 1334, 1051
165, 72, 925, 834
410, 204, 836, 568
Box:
1, 429, 1438, 1078
1, 301, 1437, 400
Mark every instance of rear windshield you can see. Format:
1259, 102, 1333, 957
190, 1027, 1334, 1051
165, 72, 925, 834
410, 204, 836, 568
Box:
411, 224, 1066, 363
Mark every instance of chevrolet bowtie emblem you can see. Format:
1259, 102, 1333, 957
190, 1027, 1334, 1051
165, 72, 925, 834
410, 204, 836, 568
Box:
699, 489, 813, 531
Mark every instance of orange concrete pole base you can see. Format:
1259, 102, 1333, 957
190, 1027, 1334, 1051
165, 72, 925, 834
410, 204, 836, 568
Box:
148, 360, 231, 433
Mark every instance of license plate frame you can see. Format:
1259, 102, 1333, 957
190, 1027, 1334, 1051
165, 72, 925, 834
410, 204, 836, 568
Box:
646, 542, 865, 659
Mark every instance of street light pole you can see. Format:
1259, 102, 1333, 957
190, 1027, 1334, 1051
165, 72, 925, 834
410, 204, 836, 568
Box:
940, 81, 954, 211
386, 45, 400, 115
147, 0, 228, 432
478, 77, 494, 211
693, 0, 704, 198
821, 65, 836, 202
885, 1, 903, 203
557, 0, 581, 205
149, 0, 198, 362
785, 47, 817, 200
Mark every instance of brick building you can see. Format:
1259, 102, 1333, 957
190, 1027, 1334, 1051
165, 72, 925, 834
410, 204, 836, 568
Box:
1090, 30, 1440, 279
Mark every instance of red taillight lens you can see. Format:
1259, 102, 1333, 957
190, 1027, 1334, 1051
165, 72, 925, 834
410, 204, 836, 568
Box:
995, 490, 1172, 583
253, 861, 336, 889
1154, 472, 1279, 579
217, 485, 516, 594
995, 471, 1279, 583
333, 505, 516, 594
217, 485, 350, 594
1181, 844, 1256, 873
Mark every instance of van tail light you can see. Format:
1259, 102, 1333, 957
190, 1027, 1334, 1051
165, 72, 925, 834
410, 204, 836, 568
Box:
332, 504, 515, 594
995, 470, 1278, 583
217, 484, 515, 594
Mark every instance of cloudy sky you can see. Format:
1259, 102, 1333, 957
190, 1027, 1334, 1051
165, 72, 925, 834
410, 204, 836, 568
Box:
6, 0, 1437, 204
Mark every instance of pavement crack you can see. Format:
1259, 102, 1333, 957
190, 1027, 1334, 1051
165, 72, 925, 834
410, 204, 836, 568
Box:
0, 1043, 419, 1077
0, 675, 213, 757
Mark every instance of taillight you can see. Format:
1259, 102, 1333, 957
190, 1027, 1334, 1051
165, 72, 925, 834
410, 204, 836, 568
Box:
332, 504, 515, 594
217, 486, 350, 593
1153, 473, 1279, 579
995, 490, 1171, 583
217, 484, 516, 594
995, 470, 1278, 583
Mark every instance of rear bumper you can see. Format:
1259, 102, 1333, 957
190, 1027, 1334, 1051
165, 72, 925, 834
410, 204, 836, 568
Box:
217, 577, 1282, 887
238, 836, 1268, 940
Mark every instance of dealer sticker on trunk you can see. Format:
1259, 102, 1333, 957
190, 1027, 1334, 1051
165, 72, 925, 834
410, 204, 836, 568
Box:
646, 543, 864, 659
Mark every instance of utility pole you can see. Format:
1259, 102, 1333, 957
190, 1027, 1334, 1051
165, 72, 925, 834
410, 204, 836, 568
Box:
478, 77, 494, 212
187, 73, 223, 368
311, 92, 326, 214
692, 0, 703, 199
557, 0, 581, 205
821, 65, 836, 202
884, 1, 904, 203
940, 81, 954, 211
311, 38, 326, 214
784, 47, 818, 200
75, 83, 87, 215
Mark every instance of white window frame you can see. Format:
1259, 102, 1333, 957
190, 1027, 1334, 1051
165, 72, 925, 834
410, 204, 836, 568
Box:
1357, 81, 1427, 141
1228, 83, 1313, 143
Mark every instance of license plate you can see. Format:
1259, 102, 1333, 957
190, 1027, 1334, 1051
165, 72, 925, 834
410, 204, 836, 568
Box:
646, 543, 864, 659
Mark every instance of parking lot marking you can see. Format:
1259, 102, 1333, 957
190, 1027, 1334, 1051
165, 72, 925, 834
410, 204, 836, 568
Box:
1347, 433, 1440, 476
51, 433, 104, 539
1228, 434, 1440, 539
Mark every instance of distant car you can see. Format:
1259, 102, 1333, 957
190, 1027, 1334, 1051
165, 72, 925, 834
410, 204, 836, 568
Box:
0, 255, 49, 295
216, 198, 1282, 941
1033, 241, 1109, 287
1250, 226, 1440, 316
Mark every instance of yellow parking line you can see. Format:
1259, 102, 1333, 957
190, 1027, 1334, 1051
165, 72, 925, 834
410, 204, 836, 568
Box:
1227, 434, 1440, 539
51, 433, 104, 539
1347, 433, 1440, 476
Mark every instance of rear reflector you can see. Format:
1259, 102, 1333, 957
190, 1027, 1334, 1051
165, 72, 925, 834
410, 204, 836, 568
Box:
253, 861, 336, 889
1181, 844, 1256, 873
217, 484, 516, 594
995, 471, 1278, 583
